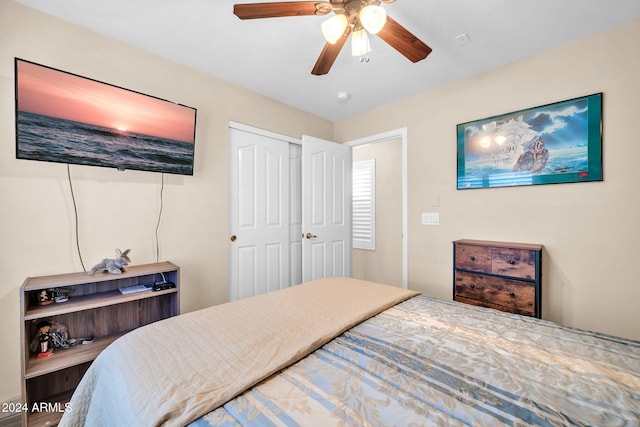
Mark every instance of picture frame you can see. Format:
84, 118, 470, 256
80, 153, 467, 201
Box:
456, 93, 603, 189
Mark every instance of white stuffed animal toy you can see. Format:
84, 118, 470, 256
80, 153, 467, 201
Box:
88, 249, 131, 275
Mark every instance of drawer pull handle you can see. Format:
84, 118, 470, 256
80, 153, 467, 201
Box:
508, 260, 516, 265
509, 292, 515, 297
470, 256, 475, 261
469, 283, 475, 289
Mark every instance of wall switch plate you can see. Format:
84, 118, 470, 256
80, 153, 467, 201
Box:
422, 212, 439, 226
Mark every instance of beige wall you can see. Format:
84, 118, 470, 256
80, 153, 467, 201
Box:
352, 139, 403, 286
0, 1, 332, 402
336, 20, 640, 342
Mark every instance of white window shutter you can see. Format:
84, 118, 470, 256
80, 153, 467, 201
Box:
353, 159, 375, 250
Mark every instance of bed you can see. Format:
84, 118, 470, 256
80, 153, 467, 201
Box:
59, 277, 640, 426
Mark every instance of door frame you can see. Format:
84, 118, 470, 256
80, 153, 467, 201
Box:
344, 128, 408, 289
229, 121, 301, 145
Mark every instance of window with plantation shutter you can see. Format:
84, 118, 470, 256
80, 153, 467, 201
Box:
352, 159, 375, 250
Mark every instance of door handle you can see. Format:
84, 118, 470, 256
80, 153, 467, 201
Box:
305, 232, 317, 239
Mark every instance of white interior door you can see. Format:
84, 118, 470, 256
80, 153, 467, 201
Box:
302, 135, 352, 282
229, 126, 291, 300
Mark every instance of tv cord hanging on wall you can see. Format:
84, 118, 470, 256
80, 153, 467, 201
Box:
155, 173, 165, 263
67, 164, 86, 272
66, 166, 165, 270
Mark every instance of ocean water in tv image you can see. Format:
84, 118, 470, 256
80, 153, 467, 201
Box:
17, 111, 194, 175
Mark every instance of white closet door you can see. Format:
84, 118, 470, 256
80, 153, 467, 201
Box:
229, 127, 290, 300
302, 135, 352, 282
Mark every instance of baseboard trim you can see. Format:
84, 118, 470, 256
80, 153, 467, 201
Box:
0, 415, 20, 427
0, 396, 22, 426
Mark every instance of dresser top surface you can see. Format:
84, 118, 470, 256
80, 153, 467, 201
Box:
454, 239, 543, 251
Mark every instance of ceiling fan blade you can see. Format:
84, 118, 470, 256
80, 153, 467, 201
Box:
377, 16, 432, 63
234, 2, 331, 19
311, 26, 351, 75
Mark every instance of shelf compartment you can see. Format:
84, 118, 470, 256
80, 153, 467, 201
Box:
25, 333, 125, 379
25, 287, 178, 320
25, 390, 73, 427
22, 261, 178, 291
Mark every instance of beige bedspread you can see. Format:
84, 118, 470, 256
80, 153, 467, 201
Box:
59, 277, 418, 427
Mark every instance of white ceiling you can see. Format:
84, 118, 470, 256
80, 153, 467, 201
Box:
13, 0, 640, 121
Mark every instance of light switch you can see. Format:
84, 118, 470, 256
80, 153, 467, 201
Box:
421, 212, 439, 226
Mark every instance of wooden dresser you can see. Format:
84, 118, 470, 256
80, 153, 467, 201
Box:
453, 239, 542, 318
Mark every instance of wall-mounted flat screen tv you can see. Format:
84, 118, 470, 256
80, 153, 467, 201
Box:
15, 58, 197, 175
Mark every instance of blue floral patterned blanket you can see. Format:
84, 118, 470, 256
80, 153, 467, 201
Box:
190, 296, 640, 426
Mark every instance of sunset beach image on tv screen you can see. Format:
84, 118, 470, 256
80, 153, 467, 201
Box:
15, 58, 197, 175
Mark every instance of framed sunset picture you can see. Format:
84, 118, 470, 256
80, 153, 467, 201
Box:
15, 58, 197, 175
456, 93, 603, 189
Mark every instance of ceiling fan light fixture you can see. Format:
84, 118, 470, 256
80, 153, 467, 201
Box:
351, 29, 371, 57
359, 5, 387, 34
321, 14, 348, 44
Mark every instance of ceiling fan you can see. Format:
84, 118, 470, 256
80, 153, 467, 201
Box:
233, 0, 432, 75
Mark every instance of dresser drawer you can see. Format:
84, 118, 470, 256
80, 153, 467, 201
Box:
455, 244, 491, 273
491, 248, 536, 279
454, 271, 535, 315
453, 295, 534, 317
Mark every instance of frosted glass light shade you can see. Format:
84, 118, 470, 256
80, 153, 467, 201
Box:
359, 5, 387, 34
351, 29, 371, 56
321, 14, 348, 44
